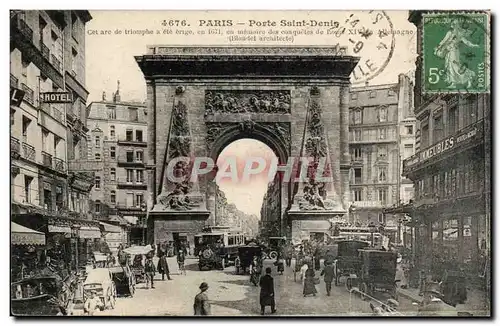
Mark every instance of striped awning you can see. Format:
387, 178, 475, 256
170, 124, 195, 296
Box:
79, 226, 101, 239
11, 222, 45, 246
100, 222, 122, 233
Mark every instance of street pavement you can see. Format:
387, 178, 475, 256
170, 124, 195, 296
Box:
95, 257, 418, 316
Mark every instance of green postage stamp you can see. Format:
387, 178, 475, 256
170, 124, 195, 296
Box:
422, 12, 490, 93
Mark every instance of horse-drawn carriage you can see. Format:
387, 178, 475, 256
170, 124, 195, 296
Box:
334, 240, 370, 287
109, 265, 136, 297
122, 245, 154, 284
236, 244, 263, 274
11, 275, 70, 316
83, 268, 117, 311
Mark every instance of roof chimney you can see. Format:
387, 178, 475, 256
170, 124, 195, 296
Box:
102, 91, 106, 101
113, 80, 121, 103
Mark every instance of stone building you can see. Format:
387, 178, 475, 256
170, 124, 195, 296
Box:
135, 46, 358, 244
259, 177, 281, 238
404, 11, 491, 288
10, 10, 99, 271
348, 74, 416, 227
86, 85, 148, 245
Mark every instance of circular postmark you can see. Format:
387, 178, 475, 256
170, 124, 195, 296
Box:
328, 11, 396, 86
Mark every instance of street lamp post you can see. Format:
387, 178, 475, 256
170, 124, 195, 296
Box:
141, 202, 148, 246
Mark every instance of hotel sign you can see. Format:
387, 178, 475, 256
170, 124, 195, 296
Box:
403, 120, 484, 173
40, 92, 73, 103
10, 87, 24, 107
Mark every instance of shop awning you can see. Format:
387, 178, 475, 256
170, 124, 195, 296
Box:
79, 226, 101, 239
48, 224, 72, 233
100, 222, 122, 233
11, 222, 45, 246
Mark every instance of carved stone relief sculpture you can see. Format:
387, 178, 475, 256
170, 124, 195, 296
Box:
205, 90, 291, 115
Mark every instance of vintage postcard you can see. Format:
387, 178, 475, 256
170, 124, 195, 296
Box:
10, 10, 491, 317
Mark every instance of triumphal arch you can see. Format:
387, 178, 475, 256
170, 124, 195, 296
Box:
135, 46, 359, 244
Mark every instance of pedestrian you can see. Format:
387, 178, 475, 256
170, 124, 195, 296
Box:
235, 256, 241, 275
250, 256, 261, 286
320, 261, 335, 296
303, 264, 318, 297
177, 248, 186, 275
145, 256, 156, 289
84, 290, 102, 316
314, 246, 321, 271
274, 254, 284, 275
285, 245, 293, 267
259, 267, 276, 315
300, 261, 309, 285
157, 253, 172, 281
193, 282, 211, 316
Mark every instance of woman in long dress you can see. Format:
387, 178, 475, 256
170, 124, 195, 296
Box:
303, 264, 317, 297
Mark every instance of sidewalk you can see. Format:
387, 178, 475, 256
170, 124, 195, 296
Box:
397, 286, 490, 316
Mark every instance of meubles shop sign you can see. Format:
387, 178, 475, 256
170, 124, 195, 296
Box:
404, 121, 483, 171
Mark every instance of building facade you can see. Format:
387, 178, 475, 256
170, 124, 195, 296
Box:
348, 74, 416, 229
404, 11, 491, 289
86, 87, 148, 245
10, 10, 99, 274
259, 178, 281, 238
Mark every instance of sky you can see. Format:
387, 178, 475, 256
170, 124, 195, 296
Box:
84, 11, 417, 216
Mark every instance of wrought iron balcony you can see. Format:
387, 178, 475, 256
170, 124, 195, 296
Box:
41, 43, 50, 60
19, 19, 33, 41
51, 54, 62, 72
10, 74, 18, 88
21, 83, 34, 105
22, 143, 35, 161
53, 157, 66, 173
42, 151, 53, 168
11, 137, 20, 157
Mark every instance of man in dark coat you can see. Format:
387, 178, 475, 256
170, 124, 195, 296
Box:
320, 261, 335, 296
144, 257, 156, 289
157, 253, 172, 281
194, 282, 211, 316
259, 267, 276, 315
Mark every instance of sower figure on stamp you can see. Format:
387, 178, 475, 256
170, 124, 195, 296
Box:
259, 267, 276, 315
321, 261, 335, 296
194, 282, 211, 316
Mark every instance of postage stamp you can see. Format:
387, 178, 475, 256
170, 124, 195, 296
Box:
422, 12, 490, 93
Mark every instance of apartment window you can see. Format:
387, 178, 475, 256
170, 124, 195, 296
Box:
110, 190, 116, 204
404, 144, 414, 159
405, 125, 414, 135
22, 116, 31, 143
110, 125, 115, 138
350, 109, 363, 125
110, 146, 116, 159
350, 93, 358, 100
136, 130, 143, 142
379, 128, 387, 140
421, 124, 429, 148
128, 107, 138, 122
136, 194, 144, 207
354, 130, 362, 141
21, 57, 29, 78
126, 129, 133, 141
71, 48, 78, 75
433, 114, 444, 142
378, 188, 388, 204
95, 135, 100, 148
126, 151, 134, 162
378, 213, 386, 224
44, 189, 52, 211
353, 168, 362, 184
110, 168, 116, 181
432, 174, 441, 196
378, 166, 387, 182
39, 16, 47, 45
462, 95, 478, 127
126, 170, 134, 183
136, 151, 143, 162
353, 189, 362, 201
369, 91, 377, 98
448, 106, 458, 135
378, 145, 387, 159
126, 193, 134, 207
24, 176, 33, 203
95, 200, 101, 213
352, 146, 362, 160
136, 170, 144, 183
95, 176, 101, 189
378, 107, 388, 122
107, 106, 116, 120
95, 153, 101, 161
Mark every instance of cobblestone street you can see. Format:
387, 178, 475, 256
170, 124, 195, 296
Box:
95, 257, 418, 316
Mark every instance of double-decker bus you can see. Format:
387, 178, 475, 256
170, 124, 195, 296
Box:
194, 226, 246, 270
